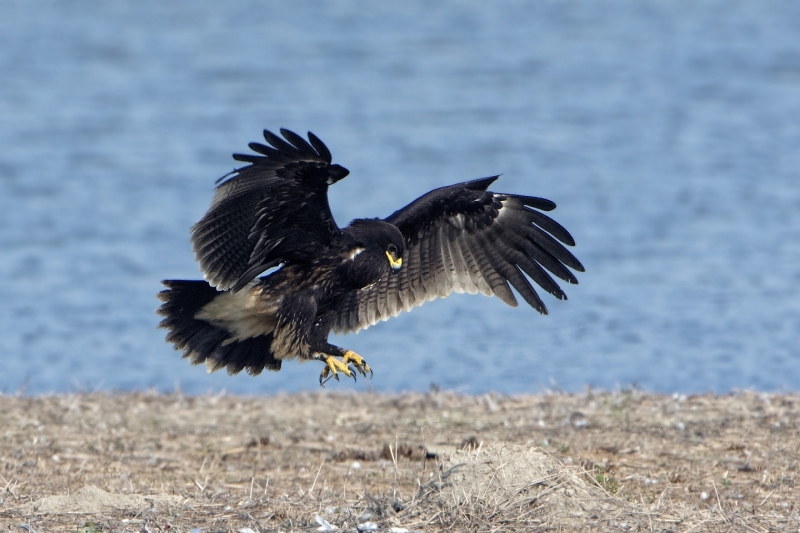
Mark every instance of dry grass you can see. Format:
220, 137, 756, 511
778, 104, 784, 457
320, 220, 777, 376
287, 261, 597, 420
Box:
0, 389, 798, 532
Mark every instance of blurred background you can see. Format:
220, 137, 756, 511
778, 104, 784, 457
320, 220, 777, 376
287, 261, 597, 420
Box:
2, 1, 799, 395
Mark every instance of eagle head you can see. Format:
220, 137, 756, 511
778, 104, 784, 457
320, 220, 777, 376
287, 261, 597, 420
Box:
345, 219, 405, 277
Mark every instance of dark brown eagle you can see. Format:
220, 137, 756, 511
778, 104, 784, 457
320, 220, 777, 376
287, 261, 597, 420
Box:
158, 129, 584, 384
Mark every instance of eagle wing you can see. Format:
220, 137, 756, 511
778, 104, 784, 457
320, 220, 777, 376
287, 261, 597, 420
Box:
331, 176, 585, 334
191, 129, 349, 291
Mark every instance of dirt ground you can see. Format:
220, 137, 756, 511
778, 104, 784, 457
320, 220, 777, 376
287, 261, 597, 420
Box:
1, 389, 798, 532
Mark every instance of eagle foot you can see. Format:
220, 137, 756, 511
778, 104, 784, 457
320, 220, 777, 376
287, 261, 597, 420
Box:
342, 350, 372, 378
320, 356, 356, 386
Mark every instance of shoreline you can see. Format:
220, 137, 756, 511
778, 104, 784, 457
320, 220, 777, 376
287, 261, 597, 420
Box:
1, 390, 798, 531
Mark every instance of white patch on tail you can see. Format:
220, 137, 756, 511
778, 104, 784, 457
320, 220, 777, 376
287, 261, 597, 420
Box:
195, 282, 279, 342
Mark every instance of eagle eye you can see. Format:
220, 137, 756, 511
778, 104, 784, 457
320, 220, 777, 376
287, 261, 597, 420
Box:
387, 243, 398, 255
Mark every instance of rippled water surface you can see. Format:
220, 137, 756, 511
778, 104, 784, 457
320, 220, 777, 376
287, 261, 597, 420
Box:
2, 1, 799, 394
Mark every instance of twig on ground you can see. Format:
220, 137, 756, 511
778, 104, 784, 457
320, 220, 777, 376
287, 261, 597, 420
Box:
309, 457, 325, 498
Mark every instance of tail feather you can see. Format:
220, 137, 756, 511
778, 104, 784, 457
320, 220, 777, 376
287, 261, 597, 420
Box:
158, 280, 281, 375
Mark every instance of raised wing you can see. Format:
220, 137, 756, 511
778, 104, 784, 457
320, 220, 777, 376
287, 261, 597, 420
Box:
332, 176, 584, 333
191, 129, 350, 291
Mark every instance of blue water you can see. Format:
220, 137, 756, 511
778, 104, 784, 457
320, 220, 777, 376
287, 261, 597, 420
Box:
2, 1, 799, 395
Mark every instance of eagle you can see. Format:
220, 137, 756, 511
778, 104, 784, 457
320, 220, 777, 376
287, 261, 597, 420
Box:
158, 129, 584, 385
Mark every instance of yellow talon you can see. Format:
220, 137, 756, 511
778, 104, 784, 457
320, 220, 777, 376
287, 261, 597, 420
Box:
342, 350, 372, 377
320, 355, 353, 385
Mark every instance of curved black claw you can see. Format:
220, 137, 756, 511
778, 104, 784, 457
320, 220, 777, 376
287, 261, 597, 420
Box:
319, 372, 334, 387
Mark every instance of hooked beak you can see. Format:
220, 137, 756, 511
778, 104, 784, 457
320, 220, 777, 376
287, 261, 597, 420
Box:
386, 251, 403, 272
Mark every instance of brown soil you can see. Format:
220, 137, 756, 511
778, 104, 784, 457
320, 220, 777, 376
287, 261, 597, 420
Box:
1, 390, 798, 532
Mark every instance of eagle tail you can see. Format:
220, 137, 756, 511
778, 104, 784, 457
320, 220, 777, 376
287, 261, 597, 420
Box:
157, 280, 281, 375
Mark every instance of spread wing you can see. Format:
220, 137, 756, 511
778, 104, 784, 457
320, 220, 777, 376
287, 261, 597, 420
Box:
191, 129, 350, 291
332, 176, 585, 334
